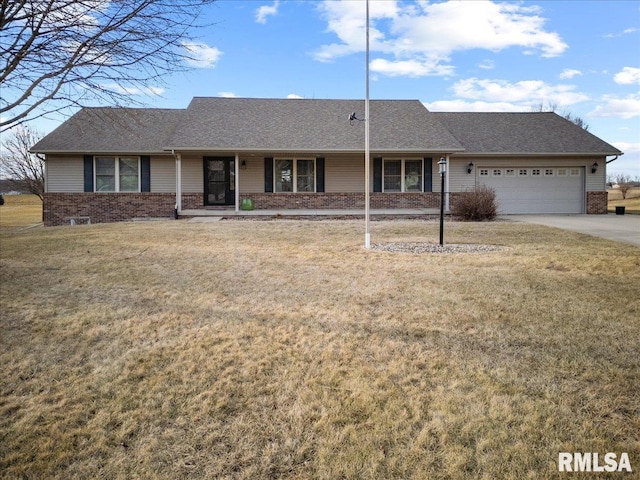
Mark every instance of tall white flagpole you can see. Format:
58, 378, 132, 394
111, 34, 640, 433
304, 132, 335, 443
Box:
364, 0, 371, 249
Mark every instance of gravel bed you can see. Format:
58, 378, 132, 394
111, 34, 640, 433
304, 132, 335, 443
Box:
371, 242, 506, 254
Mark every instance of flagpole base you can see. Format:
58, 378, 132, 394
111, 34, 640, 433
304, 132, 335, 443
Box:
365, 233, 371, 249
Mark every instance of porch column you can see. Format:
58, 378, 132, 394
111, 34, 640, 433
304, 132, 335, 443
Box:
445, 154, 450, 211
175, 153, 182, 212
235, 153, 240, 212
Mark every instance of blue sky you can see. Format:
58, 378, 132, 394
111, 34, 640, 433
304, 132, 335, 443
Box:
31, 1, 640, 177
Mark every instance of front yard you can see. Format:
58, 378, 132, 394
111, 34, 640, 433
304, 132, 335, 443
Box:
1, 206, 639, 478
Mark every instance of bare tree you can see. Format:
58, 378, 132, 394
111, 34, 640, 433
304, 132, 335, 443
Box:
531, 102, 589, 131
615, 174, 634, 200
0, 125, 45, 200
1, 0, 215, 131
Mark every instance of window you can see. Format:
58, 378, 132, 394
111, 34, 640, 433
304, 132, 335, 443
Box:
479, 169, 489, 176
274, 159, 315, 192
518, 169, 528, 176
506, 169, 515, 176
544, 169, 554, 176
532, 169, 541, 176
383, 159, 423, 192
405, 160, 423, 192
492, 169, 502, 176
570, 168, 580, 176
95, 156, 140, 192
557, 168, 567, 176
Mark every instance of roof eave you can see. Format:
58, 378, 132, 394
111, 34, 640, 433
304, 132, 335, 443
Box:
32, 149, 174, 155
449, 151, 622, 157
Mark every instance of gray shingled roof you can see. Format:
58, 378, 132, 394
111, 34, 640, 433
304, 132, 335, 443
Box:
432, 112, 622, 155
31, 99, 622, 157
31, 107, 184, 154
165, 97, 464, 152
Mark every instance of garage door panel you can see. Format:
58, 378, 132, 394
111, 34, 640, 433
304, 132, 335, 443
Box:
478, 167, 584, 214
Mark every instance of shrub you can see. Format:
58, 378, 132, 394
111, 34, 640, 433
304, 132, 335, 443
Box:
451, 185, 498, 221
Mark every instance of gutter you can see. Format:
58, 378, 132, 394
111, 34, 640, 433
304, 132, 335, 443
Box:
606, 154, 623, 164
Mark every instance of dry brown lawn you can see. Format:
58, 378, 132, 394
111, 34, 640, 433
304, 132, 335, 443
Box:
608, 188, 640, 214
1, 212, 639, 478
0, 194, 43, 230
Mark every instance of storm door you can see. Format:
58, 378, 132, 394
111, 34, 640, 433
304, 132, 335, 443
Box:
204, 157, 235, 206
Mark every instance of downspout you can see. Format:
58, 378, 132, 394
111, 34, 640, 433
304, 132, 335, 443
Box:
445, 154, 450, 211
606, 154, 621, 164
172, 149, 182, 218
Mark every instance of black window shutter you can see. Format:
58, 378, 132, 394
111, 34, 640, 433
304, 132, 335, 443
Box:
141, 156, 151, 192
316, 157, 325, 193
424, 157, 433, 192
373, 157, 382, 192
264, 158, 274, 192
83, 155, 94, 192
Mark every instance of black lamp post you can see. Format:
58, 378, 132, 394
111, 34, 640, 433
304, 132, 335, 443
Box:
438, 157, 447, 246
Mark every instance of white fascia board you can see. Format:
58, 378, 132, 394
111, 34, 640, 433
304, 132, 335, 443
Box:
449, 151, 620, 157
31, 149, 174, 155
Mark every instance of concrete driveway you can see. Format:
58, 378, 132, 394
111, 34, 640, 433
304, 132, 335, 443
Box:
506, 214, 640, 247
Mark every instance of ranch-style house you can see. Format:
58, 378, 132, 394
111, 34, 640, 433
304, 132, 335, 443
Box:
31, 97, 622, 226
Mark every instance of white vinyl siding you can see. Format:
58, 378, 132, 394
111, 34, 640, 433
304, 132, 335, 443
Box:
181, 156, 203, 192
150, 157, 176, 193
326, 154, 364, 193
238, 157, 264, 193
45, 156, 84, 192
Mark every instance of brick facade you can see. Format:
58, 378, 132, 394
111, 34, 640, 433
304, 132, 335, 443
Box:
44, 190, 608, 226
240, 192, 444, 210
43, 192, 450, 225
44, 193, 202, 226
586, 191, 608, 214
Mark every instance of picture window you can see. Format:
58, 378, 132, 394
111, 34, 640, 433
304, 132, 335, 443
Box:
94, 156, 140, 192
383, 159, 423, 192
275, 158, 315, 192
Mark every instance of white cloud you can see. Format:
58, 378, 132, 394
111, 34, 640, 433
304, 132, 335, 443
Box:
370, 58, 454, 77
314, 0, 567, 77
424, 100, 525, 112
287, 94, 304, 99
477, 59, 495, 70
182, 42, 222, 68
256, 1, 279, 24
451, 78, 589, 106
604, 27, 639, 38
217, 92, 237, 98
588, 94, 640, 119
611, 141, 640, 154
614, 67, 640, 85
560, 69, 582, 79
104, 84, 165, 96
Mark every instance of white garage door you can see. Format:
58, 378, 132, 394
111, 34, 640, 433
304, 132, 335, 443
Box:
478, 167, 584, 214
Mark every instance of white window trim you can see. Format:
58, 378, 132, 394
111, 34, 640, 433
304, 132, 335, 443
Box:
274, 158, 316, 193
383, 158, 423, 193
94, 156, 141, 192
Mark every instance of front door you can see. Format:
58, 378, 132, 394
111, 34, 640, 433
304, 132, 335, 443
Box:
204, 157, 235, 206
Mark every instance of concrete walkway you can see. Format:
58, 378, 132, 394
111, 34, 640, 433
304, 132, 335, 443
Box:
506, 214, 640, 247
